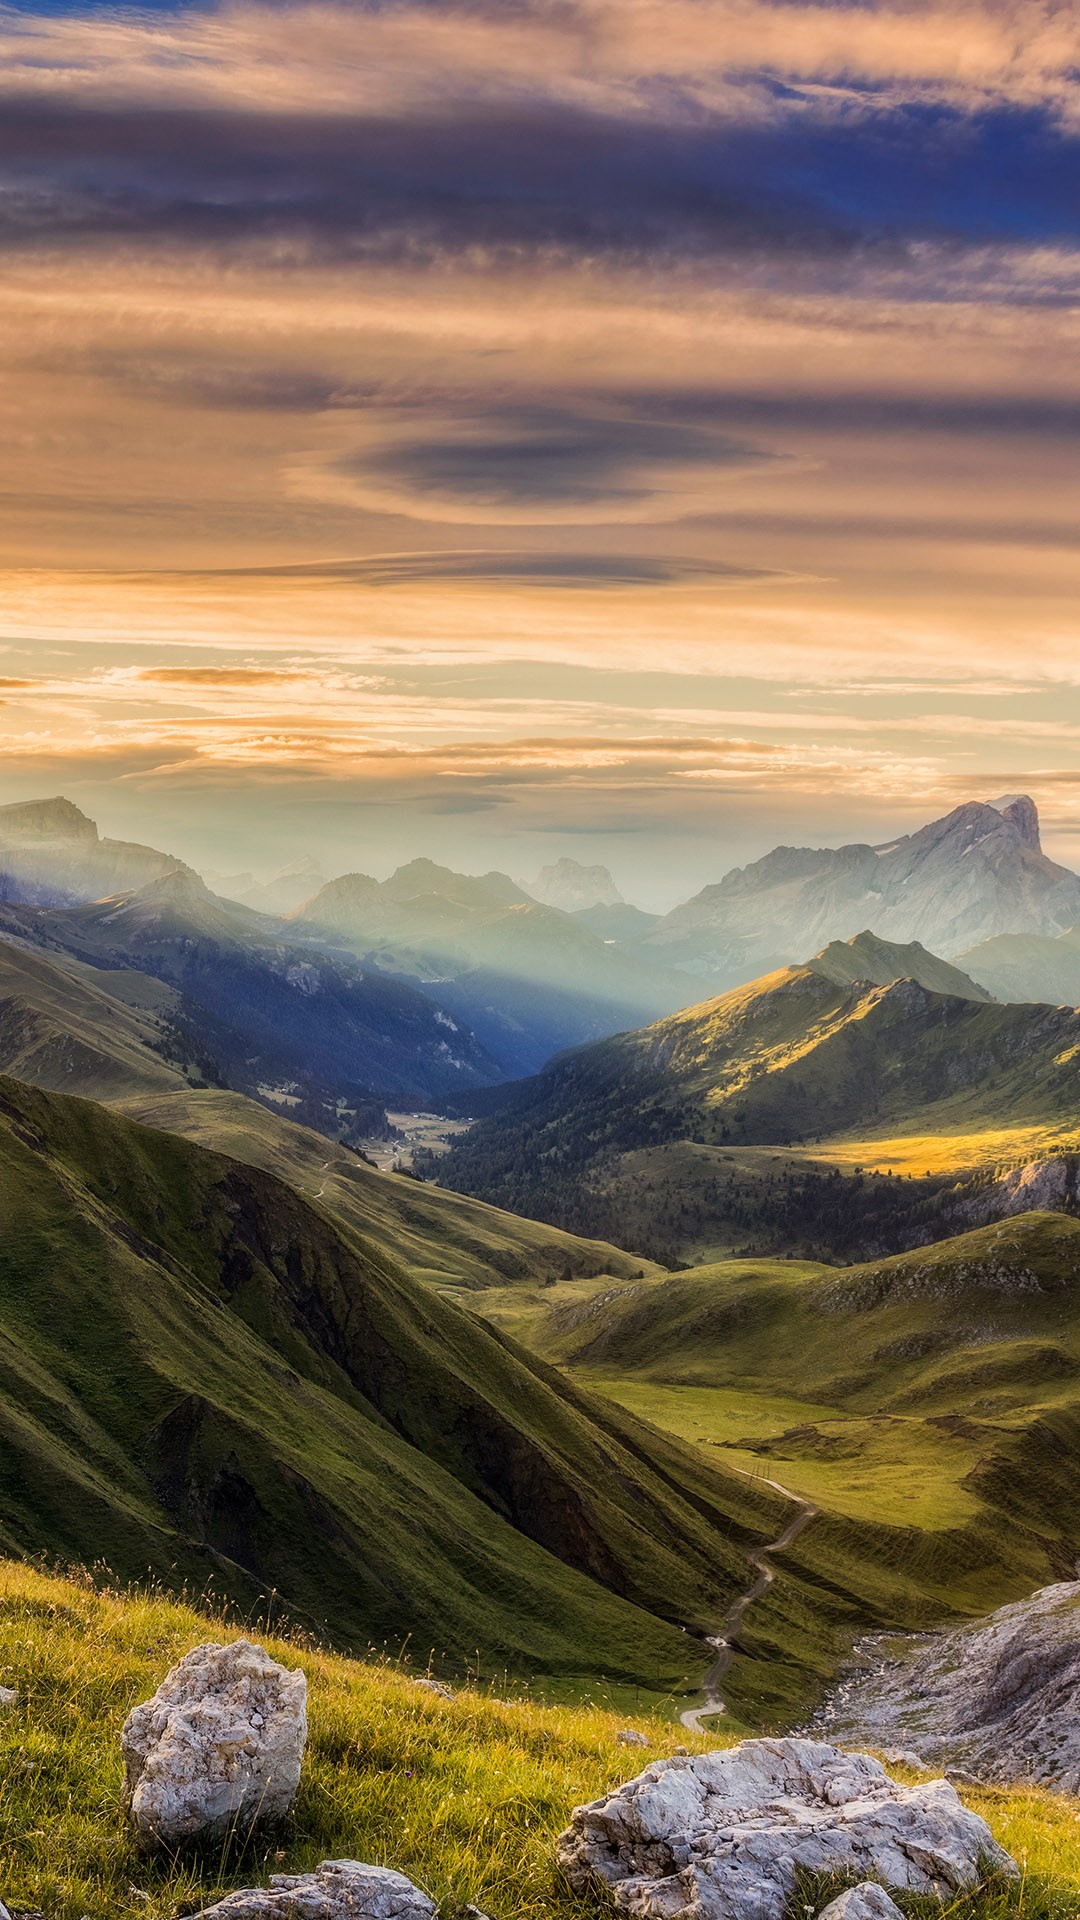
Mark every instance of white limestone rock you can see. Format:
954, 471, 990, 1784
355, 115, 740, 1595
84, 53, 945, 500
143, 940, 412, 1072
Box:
557, 1737, 1015, 1920
817, 1885, 903, 1920
122, 1639, 307, 1849
197, 1862, 445, 1920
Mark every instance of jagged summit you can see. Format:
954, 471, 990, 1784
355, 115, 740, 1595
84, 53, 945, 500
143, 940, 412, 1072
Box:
383, 858, 525, 908
524, 858, 624, 913
644, 795, 1080, 988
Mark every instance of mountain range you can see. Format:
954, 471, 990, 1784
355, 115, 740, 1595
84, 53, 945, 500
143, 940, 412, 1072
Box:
7, 790, 1080, 1719
290, 856, 696, 1076
0, 865, 502, 1126
630, 795, 1080, 988
0, 795, 194, 905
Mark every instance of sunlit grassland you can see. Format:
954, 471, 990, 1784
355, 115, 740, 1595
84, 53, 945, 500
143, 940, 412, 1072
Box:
574, 1378, 995, 1529
0, 1560, 706, 1920
803, 1128, 1080, 1177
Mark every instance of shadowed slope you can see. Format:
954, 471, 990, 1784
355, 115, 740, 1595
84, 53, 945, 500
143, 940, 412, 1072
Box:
0, 1073, 783, 1684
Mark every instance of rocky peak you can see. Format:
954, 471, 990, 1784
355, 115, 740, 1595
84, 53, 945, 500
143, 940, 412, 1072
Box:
0, 796, 98, 844
525, 858, 624, 912
990, 793, 1041, 847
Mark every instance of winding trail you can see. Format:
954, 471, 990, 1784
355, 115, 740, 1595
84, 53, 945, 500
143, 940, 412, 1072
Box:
680, 1476, 818, 1733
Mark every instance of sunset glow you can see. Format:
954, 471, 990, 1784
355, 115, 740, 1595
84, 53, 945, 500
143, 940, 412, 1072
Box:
3, 0, 1079, 895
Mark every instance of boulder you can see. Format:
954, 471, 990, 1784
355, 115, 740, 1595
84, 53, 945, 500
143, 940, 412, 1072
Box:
557, 1737, 1015, 1920
817, 1886, 903, 1920
197, 1862, 449, 1920
122, 1639, 307, 1849
617, 1730, 650, 1748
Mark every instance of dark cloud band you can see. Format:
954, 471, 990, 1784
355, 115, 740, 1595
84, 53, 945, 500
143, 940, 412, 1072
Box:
0, 89, 1076, 286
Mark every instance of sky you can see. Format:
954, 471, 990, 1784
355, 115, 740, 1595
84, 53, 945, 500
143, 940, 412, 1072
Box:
1, 0, 1079, 906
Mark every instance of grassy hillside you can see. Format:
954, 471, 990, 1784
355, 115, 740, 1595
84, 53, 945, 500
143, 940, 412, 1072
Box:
113, 1087, 659, 1294
0, 941, 218, 1101
0, 946, 621, 1296
0, 1071, 791, 1693
441, 936, 1080, 1261
7, 1561, 1080, 1920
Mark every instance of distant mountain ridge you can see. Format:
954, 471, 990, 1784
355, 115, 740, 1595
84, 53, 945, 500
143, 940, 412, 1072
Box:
291, 855, 699, 1076
203, 854, 328, 916
639, 796, 1080, 988
957, 925, 1080, 1006
0, 866, 503, 1122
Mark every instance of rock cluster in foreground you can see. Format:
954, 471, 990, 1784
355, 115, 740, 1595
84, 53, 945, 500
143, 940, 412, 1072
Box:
557, 1737, 1013, 1920
110, 1641, 1016, 1920
813, 1579, 1080, 1791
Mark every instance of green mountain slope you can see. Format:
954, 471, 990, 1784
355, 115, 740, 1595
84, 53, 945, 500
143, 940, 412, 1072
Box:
442, 932, 1080, 1258
0, 933, 658, 1293
0, 1072, 786, 1687
543, 1212, 1080, 1411
0, 941, 198, 1100
115, 1084, 657, 1294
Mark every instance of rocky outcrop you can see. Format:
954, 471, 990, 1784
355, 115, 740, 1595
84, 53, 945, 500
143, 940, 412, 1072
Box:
557, 1737, 1013, 1920
0, 795, 193, 905
196, 1862, 445, 1920
122, 1639, 307, 1849
813, 1579, 1080, 1791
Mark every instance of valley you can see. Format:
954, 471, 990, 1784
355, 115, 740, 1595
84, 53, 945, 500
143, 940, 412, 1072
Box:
2, 792, 1080, 1736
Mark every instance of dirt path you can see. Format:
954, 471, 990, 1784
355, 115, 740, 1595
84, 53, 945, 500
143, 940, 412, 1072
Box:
680, 1476, 817, 1733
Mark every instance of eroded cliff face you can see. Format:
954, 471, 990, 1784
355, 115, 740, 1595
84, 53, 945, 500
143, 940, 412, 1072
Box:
0, 796, 191, 905
812, 1578, 1080, 1792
